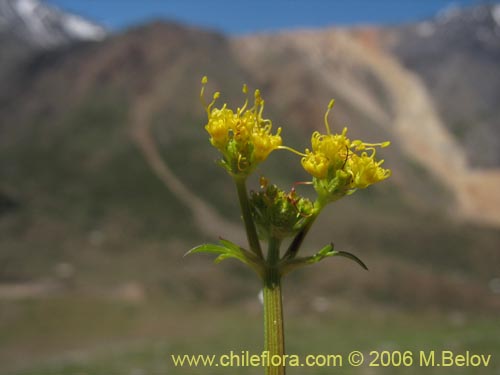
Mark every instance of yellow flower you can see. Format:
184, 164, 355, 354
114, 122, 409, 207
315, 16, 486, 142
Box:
204, 106, 234, 148
310, 128, 350, 169
348, 152, 391, 189
252, 125, 282, 162
301, 150, 329, 179
298, 99, 391, 204
201, 77, 282, 176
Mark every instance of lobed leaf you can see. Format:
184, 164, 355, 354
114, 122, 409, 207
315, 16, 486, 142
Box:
280, 243, 368, 275
186, 239, 265, 277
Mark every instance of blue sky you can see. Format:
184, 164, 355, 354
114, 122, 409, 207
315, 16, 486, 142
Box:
46, 0, 495, 34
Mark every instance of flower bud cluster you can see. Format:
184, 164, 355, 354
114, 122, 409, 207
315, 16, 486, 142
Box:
250, 182, 315, 241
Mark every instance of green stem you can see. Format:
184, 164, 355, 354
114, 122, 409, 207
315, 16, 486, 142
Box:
234, 177, 263, 259
283, 213, 318, 261
264, 237, 285, 375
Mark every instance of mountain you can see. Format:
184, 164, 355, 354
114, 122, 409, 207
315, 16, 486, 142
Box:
0, 3, 499, 317
377, 4, 500, 168
0, 0, 106, 48
0, 0, 106, 89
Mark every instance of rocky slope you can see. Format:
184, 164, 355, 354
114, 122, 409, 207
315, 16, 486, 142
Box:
379, 4, 500, 168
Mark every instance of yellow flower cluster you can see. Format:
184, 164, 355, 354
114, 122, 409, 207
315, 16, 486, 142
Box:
200, 77, 391, 205
299, 100, 391, 203
201, 76, 282, 177
301, 127, 350, 179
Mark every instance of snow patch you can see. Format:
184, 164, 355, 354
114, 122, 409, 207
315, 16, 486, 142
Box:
14, 0, 55, 45
15, 0, 37, 15
492, 4, 500, 27
62, 15, 106, 41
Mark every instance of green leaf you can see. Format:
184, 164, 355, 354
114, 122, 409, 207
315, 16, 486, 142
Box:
218, 238, 240, 252
280, 243, 368, 275
334, 250, 368, 270
186, 243, 247, 264
186, 244, 229, 256
310, 243, 335, 263
214, 253, 241, 264
218, 237, 263, 264
218, 237, 246, 255
186, 240, 265, 278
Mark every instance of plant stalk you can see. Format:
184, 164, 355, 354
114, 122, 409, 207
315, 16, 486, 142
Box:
264, 237, 285, 375
283, 212, 318, 260
234, 177, 264, 259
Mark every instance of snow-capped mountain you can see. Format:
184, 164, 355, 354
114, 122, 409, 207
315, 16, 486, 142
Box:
0, 0, 106, 48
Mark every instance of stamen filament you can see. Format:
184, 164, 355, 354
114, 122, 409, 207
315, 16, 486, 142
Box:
238, 84, 249, 116
324, 99, 335, 135
200, 76, 209, 114
207, 92, 220, 113
278, 145, 307, 157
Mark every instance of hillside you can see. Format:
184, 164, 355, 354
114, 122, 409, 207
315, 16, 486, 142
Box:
1, 16, 499, 310
1, 3, 500, 373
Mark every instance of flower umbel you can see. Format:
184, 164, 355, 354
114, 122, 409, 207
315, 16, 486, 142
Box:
201, 76, 282, 177
298, 99, 391, 205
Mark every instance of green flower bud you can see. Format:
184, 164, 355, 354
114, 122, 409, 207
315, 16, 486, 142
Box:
250, 183, 314, 241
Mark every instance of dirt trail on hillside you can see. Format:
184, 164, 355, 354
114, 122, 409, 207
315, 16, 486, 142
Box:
130, 78, 242, 239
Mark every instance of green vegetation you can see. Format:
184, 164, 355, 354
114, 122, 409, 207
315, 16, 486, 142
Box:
2, 296, 498, 375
